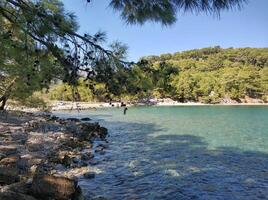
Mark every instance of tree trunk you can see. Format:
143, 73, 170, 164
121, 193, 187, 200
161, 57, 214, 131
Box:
0, 78, 17, 111
0, 95, 7, 110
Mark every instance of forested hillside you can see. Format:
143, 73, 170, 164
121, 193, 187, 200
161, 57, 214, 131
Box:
49, 47, 268, 103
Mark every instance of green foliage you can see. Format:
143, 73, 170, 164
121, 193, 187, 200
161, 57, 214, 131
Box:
110, 0, 247, 25
144, 47, 268, 102
48, 79, 109, 102
48, 47, 268, 103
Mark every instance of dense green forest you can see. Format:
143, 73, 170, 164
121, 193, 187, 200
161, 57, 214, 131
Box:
49, 47, 268, 103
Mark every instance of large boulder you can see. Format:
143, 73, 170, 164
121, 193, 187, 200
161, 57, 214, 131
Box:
78, 123, 99, 141
79, 123, 108, 141
30, 174, 77, 200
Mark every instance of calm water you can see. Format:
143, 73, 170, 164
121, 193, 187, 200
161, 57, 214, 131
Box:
54, 106, 268, 200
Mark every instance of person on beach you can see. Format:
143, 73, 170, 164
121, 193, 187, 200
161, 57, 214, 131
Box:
123, 107, 128, 115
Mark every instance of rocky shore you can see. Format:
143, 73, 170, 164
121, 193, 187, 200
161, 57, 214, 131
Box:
0, 111, 108, 200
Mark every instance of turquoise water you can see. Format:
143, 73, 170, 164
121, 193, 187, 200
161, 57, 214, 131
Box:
54, 106, 268, 200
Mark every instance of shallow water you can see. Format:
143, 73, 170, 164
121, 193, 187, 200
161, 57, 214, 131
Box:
54, 106, 268, 200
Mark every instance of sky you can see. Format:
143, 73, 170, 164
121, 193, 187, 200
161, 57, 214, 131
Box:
64, 0, 268, 61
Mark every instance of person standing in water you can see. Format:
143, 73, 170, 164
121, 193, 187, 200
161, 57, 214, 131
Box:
123, 107, 128, 115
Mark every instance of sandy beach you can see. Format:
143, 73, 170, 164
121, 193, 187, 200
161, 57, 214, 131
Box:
48, 100, 268, 111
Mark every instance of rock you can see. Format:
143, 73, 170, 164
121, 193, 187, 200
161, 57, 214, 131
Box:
27, 143, 44, 152
78, 123, 97, 141
81, 153, 94, 161
81, 117, 91, 121
26, 178, 33, 184
3, 180, 32, 195
81, 161, 88, 167
0, 145, 17, 156
67, 118, 80, 122
30, 174, 77, 200
97, 144, 108, 149
80, 141, 93, 149
28, 158, 42, 166
0, 155, 19, 167
98, 127, 108, 139
17, 158, 29, 171
49, 115, 59, 121
88, 160, 99, 166
30, 165, 37, 174
0, 152, 5, 160
83, 172, 95, 179
0, 191, 37, 200
62, 155, 72, 167
72, 186, 84, 200
0, 167, 20, 184
95, 146, 105, 153
92, 197, 108, 200
55, 164, 65, 171
73, 157, 80, 164
61, 140, 79, 149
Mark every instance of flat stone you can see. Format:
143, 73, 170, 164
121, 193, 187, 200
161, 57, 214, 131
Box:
0, 145, 17, 156
0, 156, 19, 166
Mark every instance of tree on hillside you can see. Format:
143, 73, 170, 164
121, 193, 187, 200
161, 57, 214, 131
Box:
0, 0, 247, 109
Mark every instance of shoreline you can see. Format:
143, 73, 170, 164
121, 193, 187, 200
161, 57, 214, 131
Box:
0, 111, 109, 199
6, 100, 268, 113
48, 101, 268, 111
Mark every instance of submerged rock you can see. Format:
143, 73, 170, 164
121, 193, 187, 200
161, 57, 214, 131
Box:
98, 127, 108, 139
81, 152, 94, 161
81, 117, 91, 121
67, 118, 80, 122
49, 115, 59, 121
30, 174, 77, 200
83, 172, 95, 179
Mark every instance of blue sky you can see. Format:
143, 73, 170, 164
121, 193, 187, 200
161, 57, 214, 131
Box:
64, 0, 268, 61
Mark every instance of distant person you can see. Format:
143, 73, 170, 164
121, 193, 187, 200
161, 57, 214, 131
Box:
123, 107, 128, 115
121, 102, 126, 107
